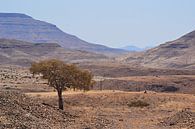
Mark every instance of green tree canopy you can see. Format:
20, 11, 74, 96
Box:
30, 59, 94, 110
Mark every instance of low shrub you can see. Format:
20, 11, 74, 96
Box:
127, 100, 149, 108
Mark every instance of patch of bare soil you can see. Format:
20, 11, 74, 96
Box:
94, 75, 195, 94
0, 66, 52, 92
80, 63, 195, 77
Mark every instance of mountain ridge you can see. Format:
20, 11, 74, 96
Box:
0, 38, 108, 66
0, 13, 126, 56
121, 30, 195, 69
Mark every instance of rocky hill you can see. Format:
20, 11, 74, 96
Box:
0, 39, 107, 66
121, 30, 195, 69
0, 13, 125, 56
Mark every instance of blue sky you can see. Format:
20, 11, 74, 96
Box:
0, 0, 195, 48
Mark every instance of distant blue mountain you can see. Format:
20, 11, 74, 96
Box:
121, 45, 153, 52
121, 45, 143, 52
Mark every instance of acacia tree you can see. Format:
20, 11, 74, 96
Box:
30, 59, 94, 110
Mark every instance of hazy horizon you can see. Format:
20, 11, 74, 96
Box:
0, 0, 195, 48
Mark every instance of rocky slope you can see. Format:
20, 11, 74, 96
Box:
0, 39, 107, 66
121, 30, 195, 69
0, 91, 76, 129
0, 13, 125, 56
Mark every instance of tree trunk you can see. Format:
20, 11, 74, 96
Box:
57, 89, 64, 110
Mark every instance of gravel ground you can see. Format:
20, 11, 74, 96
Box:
159, 109, 195, 128
0, 91, 75, 129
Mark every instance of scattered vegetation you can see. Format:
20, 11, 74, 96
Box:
127, 100, 149, 108
30, 59, 94, 110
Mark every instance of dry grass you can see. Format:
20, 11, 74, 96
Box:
25, 91, 195, 129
